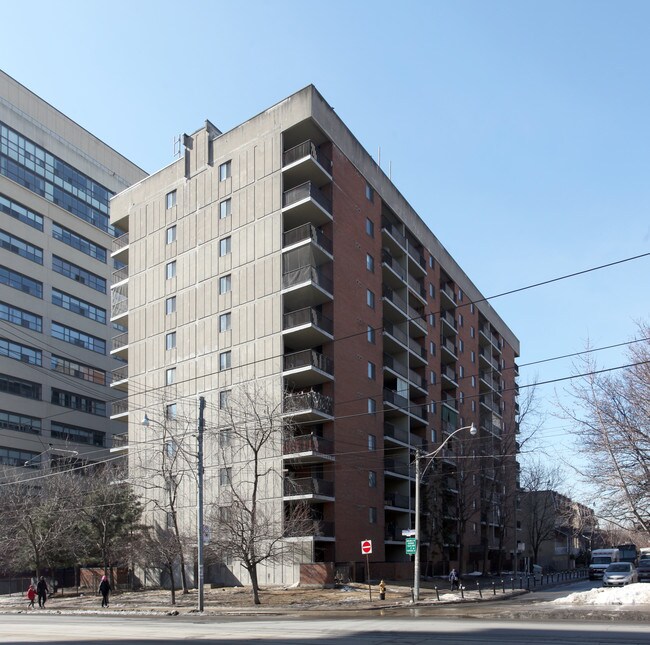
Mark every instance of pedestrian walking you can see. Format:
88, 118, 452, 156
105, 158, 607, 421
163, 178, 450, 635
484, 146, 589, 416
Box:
99, 575, 111, 608
26, 584, 36, 609
36, 576, 49, 608
448, 568, 459, 591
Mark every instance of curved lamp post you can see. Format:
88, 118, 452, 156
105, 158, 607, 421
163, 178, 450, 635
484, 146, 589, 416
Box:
413, 422, 477, 601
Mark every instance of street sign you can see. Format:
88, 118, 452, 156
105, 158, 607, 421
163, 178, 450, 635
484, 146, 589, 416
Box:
361, 539, 373, 555
405, 537, 417, 555
401, 529, 416, 537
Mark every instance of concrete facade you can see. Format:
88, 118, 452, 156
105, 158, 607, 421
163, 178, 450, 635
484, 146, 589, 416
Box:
112, 86, 521, 585
0, 70, 146, 473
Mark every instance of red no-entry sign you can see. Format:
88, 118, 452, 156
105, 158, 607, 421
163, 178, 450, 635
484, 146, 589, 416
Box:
361, 539, 373, 555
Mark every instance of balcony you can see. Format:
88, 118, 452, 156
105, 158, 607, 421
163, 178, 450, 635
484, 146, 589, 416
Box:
283, 349, 334, 387
381, 249, 407, 287
382, 285, 408, 320
111, 232, 129, 262
384, 458, 412, 479
381, 217, 406, 254
440, 310, 457, 334
479, 369, 500, 392
383, 387, 409, 414
480, 394, 501, 416
283, 391, 334, 421
385, 492, 411, 509
479, 347, 500, 373
110, 398, 128, 422
282, 264, 333, 309
283, 223, 333, 260
479, 324, 501, 353
111, 265, 128, 285
111, 332, 128, 358
285, 520, 335, 540
111, 287, 128, 323
284, 476, 334, 501
440, 336, 458, 362
441, 394, 458, 413
283, 434, 335, 463
110, 365, 128, 391
112, 432, 128, 449
283, 307, 333, 348
407, 273, 426, 304
440, 365, 458, 389
282, 181, 332, 229
406, 241, 426, 277
440, 283, 456, 307
407, 302, 427, 336
282, 140, 332, 188
384, 422, 409, 445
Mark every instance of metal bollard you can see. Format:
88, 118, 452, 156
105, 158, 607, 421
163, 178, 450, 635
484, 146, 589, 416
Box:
501, 579, 505, 593
511, 577, 515, 591
526, 576, 530, 589
435, 586, 440, 601
477, 581, 482, 598
519, 577, 523, 590
492, 582, 496, 596
460, 585, 464, 599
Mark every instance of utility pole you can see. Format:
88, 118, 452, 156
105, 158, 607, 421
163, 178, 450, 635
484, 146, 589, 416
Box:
197, 396, 206, 612
414, 449, 421, 601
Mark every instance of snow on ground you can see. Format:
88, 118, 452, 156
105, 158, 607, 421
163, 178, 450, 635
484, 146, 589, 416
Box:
552, 583, 650, 605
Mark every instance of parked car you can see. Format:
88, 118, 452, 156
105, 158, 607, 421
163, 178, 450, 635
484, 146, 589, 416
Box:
637, 558, 650, 582
602, 562, 638, 586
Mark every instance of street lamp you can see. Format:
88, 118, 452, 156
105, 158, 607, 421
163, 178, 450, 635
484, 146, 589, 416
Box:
413, 422, 477, 601
142, 396, 206, 612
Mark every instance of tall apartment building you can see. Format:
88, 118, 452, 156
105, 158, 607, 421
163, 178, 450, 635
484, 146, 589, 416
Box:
0, 70, 146, 473
112, 85, 520, 584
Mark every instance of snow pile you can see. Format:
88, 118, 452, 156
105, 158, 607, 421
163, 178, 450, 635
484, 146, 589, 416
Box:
552, 583, 650, 605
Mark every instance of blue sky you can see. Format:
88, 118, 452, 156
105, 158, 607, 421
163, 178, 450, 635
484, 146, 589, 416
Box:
2, 0, 648, 501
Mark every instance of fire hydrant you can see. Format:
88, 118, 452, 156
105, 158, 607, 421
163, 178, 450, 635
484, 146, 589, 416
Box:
379, 579, 386, 601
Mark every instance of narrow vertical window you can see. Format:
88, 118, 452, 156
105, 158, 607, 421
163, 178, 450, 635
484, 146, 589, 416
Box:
219, 198, 231, 219
165, 261, 176, 279
366, 289, 375, 309
219, 161, 232, 181
166, 190, 177, 209
166, 226, 176, 244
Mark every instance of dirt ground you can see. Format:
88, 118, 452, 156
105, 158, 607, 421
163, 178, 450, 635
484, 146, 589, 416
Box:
0, 580, 504, 615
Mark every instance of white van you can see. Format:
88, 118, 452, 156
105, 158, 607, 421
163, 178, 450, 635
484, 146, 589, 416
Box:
589, 548, 620, 580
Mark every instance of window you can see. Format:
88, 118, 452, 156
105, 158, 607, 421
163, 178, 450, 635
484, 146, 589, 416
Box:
0, 447, 41, 468
366, 289, 375, 309
459, 392, 464, 403
51, 421, 104, 447
51, 322, 105, 354
458, 289, 463, 302
430, 371, 436, 385
166, 296, 177, 315
0, 373, 41, 400
365, 218, 374, 237
0, 410, 41, 435
458, 338, 464, 353
459, 365, 464, 378
51, 388, 106, 416
0, 302, 42, 332
165, 332, 176, 350
368, 398, 376, 414
51, 355, 105, 385
0, 266, 42, 298
369, 471, 377, 488
219, 160, 232, 181
368, 434, 376, 451
165, 440, 177, 457
219, 236, 231, 256
166, 226, 177, 244
0, 229, 43, 264
219, 198, 231, 219
429, 341, 435, 356
219, 312, 231, 332
165, 368, 176, 385
458, 313, 463, 327
365, 183, 374, 202
429, 284, 435, 298
367, 325, 375, 344
166, 190, 177, 209
470, 303, 475, 314
366, 253, 374, 273
219, 274, 232, 294
166, 261, 177, 280
52, 256, 106, 293
219, 389, 231, 409
0, 193, 43, 231
471, 350, 476, 363
471, 400, 476, 412
219, 467, 232, 485
165, 403, 177, 420
219, 428, 232, 448
429, 256, 434, 269
367, 361, 376, 380
52, 223, 106, 262
52, 288, 106, 324
429, 313, 435, 327
220, 351, 231, 371
470, 326, 475, 338
0, 338, 41, 366
471, 376, 476, 388
369, 507, 377, 524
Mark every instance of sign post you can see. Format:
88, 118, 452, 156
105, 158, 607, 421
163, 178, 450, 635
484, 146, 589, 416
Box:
361, 540, 373, 601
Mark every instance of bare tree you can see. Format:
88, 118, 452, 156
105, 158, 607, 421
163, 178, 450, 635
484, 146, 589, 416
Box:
206, 382, 310, 605
560, 323, 650, 537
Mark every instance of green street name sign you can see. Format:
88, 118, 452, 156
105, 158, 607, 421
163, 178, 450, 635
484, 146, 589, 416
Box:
405, 537, 417, 555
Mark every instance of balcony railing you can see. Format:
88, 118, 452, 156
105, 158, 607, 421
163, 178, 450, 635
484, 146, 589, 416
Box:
441, 365, 457, 382
283, 181, 332, 214
383, 353, 408, 380
381, 217, 406, 248
284, 349, 333, 375
383, 387, 409, 411
111, 399, 128, 416
285, 520, 335, 539
408, 367, 426, 390
283, 434, 334, 456
407, 274, 426, 298
406, 241, 426, 268
383, 320, 408, 345
112, 266, 128, 283
284, 477, 334, 497
382, 285, 408, 314
112, 433, 128, 448
283, 140, 332, 172
440, 310, 457, 329
112, 232, 129, 252
112, 332, 128, 351
441, 337, 457, 356
441, 394, 458, 410
385, 492, 411, 509
480, 394, 501, 415
283, 223, 333, 254
111, 294, 128, 318
284, 391, 333, 416
111, 365, 128, 382
384, 458, 411, 477
384, 422, 408, 444
440, 283, 456, 304
381, 250, 406, 280
282, 265, 333, 294
283, 307, 333, 335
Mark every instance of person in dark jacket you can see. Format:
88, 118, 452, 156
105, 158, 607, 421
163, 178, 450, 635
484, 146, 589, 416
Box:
99, 575, 111, 608
36, 577, 49, 608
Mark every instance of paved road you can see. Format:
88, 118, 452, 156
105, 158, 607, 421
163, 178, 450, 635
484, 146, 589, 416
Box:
1, 612, 650, 644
